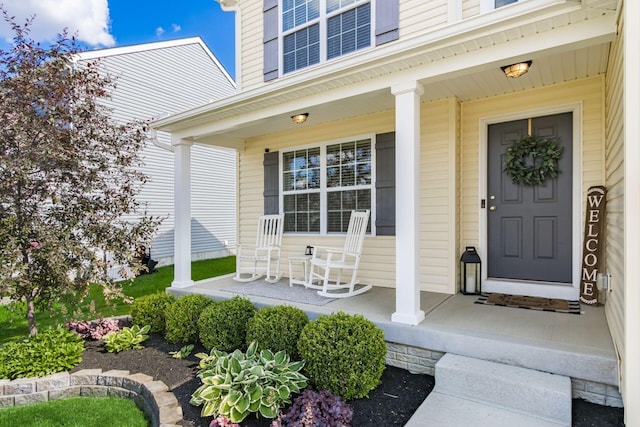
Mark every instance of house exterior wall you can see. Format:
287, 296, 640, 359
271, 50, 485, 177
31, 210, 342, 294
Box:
462, 0, 480, 19
237, 0, 486, 92
604, 7, 624, 388
237, 1, 264, 91
420, 98, 459, 294
238, 78, 605, 293
460, 77, 605, 258
241, 111, 396, 288
86, 42, 237, 264
238, 98, 458, 292
399, 0, 449, 38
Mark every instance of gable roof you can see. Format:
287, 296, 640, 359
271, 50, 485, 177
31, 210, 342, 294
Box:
78, 37, 235, 89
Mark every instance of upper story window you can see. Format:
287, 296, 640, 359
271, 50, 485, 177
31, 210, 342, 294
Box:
281, 136, 374, 234
281, 0, 372, 75
264, 0, 398, 83
480, 0, 519, 13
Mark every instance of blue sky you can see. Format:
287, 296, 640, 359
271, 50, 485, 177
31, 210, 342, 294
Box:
0, 0, 236, 78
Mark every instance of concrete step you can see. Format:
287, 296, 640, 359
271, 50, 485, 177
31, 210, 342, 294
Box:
405, 392, 568, 427
405, 353, 572, 427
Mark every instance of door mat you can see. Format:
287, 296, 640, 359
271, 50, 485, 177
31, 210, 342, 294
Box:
474, 293, 582, 314
221, 280, 336, 306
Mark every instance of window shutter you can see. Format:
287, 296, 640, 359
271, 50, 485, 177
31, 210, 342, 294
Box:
375, 132, 395, 235
264, 151, 280, 214
263, 0, 279, 81
375, 0, 399, 45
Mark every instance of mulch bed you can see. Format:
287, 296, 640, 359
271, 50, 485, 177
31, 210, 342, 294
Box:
72, 334, 625, 427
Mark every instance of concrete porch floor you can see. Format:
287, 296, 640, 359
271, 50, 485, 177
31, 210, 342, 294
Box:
168, 274, 618, 389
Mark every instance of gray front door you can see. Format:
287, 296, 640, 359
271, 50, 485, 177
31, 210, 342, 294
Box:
487, 112, 573, 283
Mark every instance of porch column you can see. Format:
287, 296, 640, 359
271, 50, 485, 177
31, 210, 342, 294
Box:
391, 80, 425, 325
171, 137, 194, 288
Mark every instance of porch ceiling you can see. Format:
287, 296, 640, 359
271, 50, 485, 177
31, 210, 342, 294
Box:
187, 43, 609, 147
153, 1, 616, 148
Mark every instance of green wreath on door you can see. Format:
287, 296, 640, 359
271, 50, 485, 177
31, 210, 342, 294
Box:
504, 134, 563, 186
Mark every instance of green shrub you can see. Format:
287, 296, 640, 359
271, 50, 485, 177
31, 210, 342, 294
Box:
297, 312, 386, 400
191, 341, 307, 423
131, 292, 174, 333
0, 328, 84, 379
198, 296, 256, 352
164, 294, 214, 343
104, 324, 151, 353
246, 305, 308, 360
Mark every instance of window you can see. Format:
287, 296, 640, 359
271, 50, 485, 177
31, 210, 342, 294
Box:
480, 0, 519, 13
281, 0, 372, 74
281, 137, 374, 234
495, 0, 518, 7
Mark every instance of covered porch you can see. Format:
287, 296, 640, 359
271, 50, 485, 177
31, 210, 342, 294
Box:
167, 275, 620, 405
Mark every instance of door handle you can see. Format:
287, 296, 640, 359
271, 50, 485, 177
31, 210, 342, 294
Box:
489, 206, 497, 211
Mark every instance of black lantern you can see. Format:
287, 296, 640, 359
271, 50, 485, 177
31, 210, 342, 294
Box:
460, 246, 481, 295
305, 245, 314, 256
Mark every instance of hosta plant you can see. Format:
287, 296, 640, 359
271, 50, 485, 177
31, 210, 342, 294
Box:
104, 324, 151, 353
0, 328, 84, 380
170, 344, 195, 359
191, 341, 308, 423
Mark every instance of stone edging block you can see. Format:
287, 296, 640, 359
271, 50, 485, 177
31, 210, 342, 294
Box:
0, 369, 184, 426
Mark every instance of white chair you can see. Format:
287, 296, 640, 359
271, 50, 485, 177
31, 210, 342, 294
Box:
305, 210, 371, 298
234, 214, 284, 283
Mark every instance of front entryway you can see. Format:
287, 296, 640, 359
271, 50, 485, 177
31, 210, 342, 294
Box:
486, 112, 573, 288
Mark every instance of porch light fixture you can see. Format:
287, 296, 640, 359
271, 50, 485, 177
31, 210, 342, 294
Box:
460, 246, 482, 295
501, 60, 532, 78
291, 112, 309, 124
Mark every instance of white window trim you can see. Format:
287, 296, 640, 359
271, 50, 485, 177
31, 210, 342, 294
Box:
279, 0, 375, 77
279, 133, 377, 235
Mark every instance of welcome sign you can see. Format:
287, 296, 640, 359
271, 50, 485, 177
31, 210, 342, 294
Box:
580, 186, 607, 305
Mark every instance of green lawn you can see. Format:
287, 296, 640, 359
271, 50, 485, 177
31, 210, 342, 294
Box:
0, 256, 235, 344
0, 396, 149, 427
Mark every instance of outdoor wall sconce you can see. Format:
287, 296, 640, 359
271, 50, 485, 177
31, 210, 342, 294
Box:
460, 246, 482, 295
501, 60, 532, 78
291, 112, 309, 124
305, 245, 314, 256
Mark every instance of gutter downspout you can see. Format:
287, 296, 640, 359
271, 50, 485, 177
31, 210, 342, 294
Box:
149, 128, 174, 153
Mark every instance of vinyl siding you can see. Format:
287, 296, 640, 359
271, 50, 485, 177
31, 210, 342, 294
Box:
399, 0, 449, 39
239, 1, 267, 91
460, 77, 605, 255
420, 99, 459, 293
604, 11, 624, 386
84, 42, 237, 262
462, 0, 481, 19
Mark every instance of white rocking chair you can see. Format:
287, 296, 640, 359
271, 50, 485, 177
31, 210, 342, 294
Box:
305, 210, 372, 298
234, 214, 284, 283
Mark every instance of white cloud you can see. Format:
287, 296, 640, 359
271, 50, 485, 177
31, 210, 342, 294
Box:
171, 23, 181, 33
0, 0, 114, 47
155, 26, 165, 38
